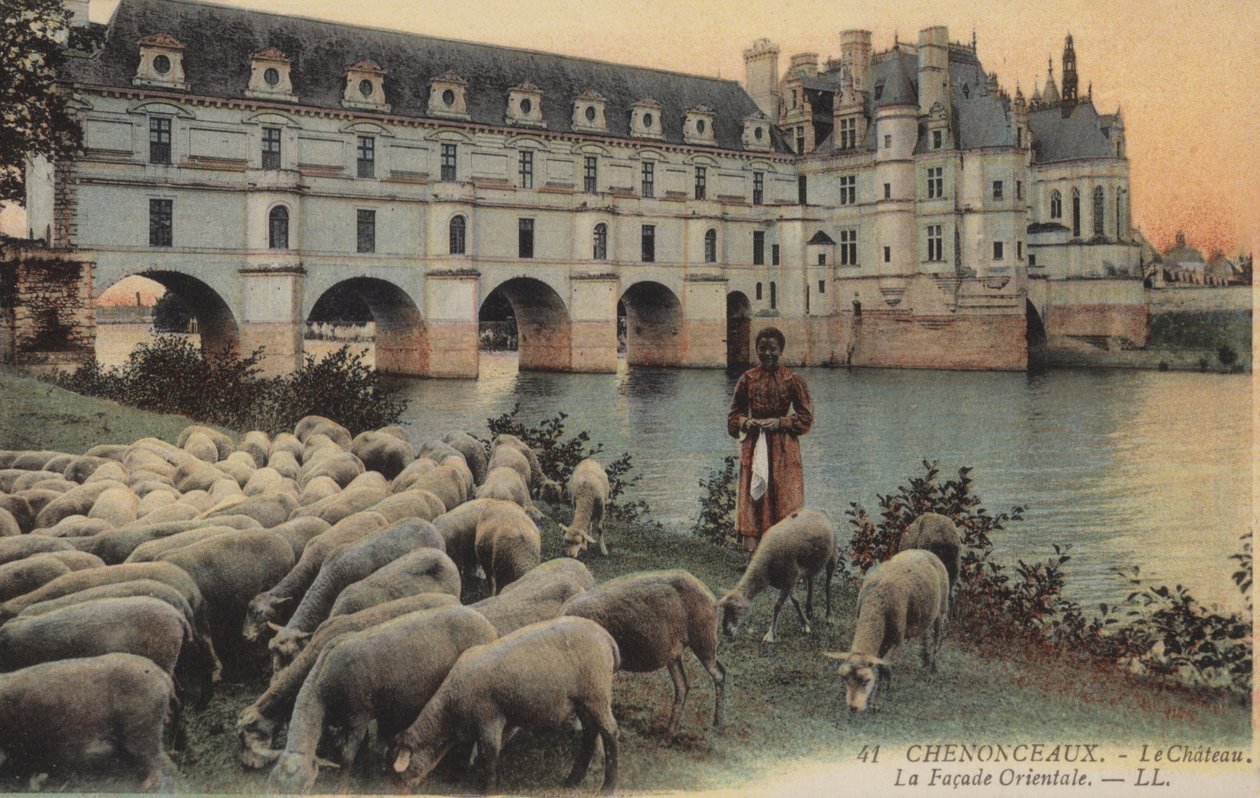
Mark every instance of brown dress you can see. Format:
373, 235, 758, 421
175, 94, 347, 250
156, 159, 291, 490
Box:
727, 365, 814, 540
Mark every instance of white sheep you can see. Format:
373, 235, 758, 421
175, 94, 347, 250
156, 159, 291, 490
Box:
824, 548, 950, 713
900, 512, 962, 591
560, 458, 610, 558
474, 501, 541, 595
718, 508, 838, 644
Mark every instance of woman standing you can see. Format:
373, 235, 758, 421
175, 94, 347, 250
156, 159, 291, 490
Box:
726, 327, 814, 552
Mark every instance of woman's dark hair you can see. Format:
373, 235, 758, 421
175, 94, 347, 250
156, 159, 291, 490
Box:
755, 326, 786, 350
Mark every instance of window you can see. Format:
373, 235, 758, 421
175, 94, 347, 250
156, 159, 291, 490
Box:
1016, 180, 1023, 200
769, 281, 777, 309
795, 128, 805, 154
449, 215, 466, 255
927, 224, 943, 262
641, 162, 654, 197
797, 175, 807, 205
704, 228, 716, 263
1093, 186, 1105, 236
993, 241, 1004, 260
583, 156, 598, 193
356, 136, 375, 178
883, 245, 891, 263
752, 171, 764, 205
839, 117, 857, 150
1072, 188, 1081, 237
883, 134, 892, 149
1050, 190, 1062, 220
519, 151, 533, 189
149, 117, 171, 164
927, 167, 943, 199
771, 244, 779, 266
261, 127, 281, 170
839, 175, 856, 205
839, 229, 857, 266
593, 223, 607, 260
932, 130, 943, 149
640, 225, 655, 262
518, 218, 534, 258
440, 143, 457, 181
817, 253, 826, 266
1016, 127, 1023, 147
1029, 253, 1038, 267
818, 279, 826, 294
268, 206, 288, 250
992, 180, 1003, 201
1017, 241, 1024, 260
755, 282, 762, 300
883, 183, 891, 200
694, 166, 706, 200
356, 209, 375, 253
1117, 192, 1126, 239
148, 199, 172, 247
753, 231, 765, 266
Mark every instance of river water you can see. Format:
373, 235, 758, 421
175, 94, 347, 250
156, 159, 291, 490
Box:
97, 325, 1253, 612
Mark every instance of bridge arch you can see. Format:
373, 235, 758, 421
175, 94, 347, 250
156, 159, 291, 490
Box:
480, 277, 571, 371
305, 277, 427, 375
619, 280, 682, 367
96, 270, 239, 358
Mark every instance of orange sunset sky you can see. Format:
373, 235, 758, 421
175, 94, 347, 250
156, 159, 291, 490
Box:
9, 0, 1256, 256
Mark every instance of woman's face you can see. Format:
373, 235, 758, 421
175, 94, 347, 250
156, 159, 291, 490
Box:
756, 337, 782, 371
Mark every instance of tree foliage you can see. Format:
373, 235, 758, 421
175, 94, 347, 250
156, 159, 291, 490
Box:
1, 0, 83, 205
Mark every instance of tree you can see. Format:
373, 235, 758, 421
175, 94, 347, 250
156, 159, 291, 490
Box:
1, 0, 83, 205
152, 291, 192, 333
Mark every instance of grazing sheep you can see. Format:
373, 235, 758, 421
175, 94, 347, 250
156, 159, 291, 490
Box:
489, 434, 543, 491
824, 548, 950, 713
470, 557, 595, 636
125, 522, 259, 564
562, 569, 724, 738
182, 432, 221, 464
0, 507, 18, 537
0, 653, 177, 791
561, 458, 611, 558
393, 462, 469, 513
326, 548, 461, 620
294, 416, 352, 449
368, 489, 446, 524
0, 535, 75, 565
474, 501, 542, 595
391, 616, 621, 794
266, 605, 499, 793
296, 476, 340, 507
0, 561, 210, 629
216, 452, 259, 488
351, 431, 414, 481
391, 457, 437, 492
62, 455, 114, 484
80, 516, 257, 564
201, 493, 297, 529
537, 478, 565, 506
16, 578, 196, 627
290, 485, 388, 525
263, 517, 333, 560
34, 479, 126, 530
440, 430, 488, 486
242, 467, 299, 501
236, 593, 459, 768
475, 466, 544, 523
0, 495, 35, 533
899, 512, 962, 590
270, 433, 303, 461
241, 512, 389, 643
177, 425, 234, 462
431, 498, 502, 578
0, 555, 73, 603
486, 446, 532, 489
267, 449, 302, 481
718, 508, 838, 645
238, 430, 272, 468
173, 460, 227, 494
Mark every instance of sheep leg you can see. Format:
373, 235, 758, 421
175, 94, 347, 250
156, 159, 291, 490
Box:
788, 591, 812, 636
564, 710, 599, 788
595, 714, 619, 794
664, 656, 690, 741
472, 720, 505, 794
706, 658, 726, 728
333, 717, 370, 793
763, 589, 791, 644
805, 573, 814, 619
824, 557, 836, 622
595, 504, 608, 557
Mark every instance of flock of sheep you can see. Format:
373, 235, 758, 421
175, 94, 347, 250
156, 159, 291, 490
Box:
0, 415, 963, 793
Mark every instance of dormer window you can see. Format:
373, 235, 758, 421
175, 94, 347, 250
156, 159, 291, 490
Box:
683, 105, 715, 146
342, 60, 389, 112
246, 47, 296, 102
572, 89, 607, 133
429, 71, 470, 120
630, 99, 663, 139
742, 113, 771, 151
506, 81, 545, 129
134, 33, 188, 90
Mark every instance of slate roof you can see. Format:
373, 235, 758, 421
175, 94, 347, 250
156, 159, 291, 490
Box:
1028, 101, 1116, 162
69, 0, 785, 152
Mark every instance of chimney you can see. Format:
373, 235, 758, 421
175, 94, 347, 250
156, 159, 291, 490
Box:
743, 39, 781, 123
839, 30, 872, 92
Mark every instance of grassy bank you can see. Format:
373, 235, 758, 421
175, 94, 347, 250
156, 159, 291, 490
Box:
0, 368, 1249, 793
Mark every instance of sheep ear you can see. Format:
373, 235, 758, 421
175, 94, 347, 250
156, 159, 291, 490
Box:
822, 651, 850, 661
558, 523, 572, 534
258, 749, 285, 763
315, 757, 341, 770
265, 621, 285, 633
393, 750, 411, 773
582, 532, 597, 544
272, 595, 292, 607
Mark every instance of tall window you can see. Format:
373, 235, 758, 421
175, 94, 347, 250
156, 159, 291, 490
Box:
927, 224, 943, 262
149, 199, 172, 247
1050, 189, 1062, 219
839, 229, 857, 266
883, 183, 891, 200
797, 175, 807, 205
584, 156, 598, 193
593, 223, 607, 260
1072, 188, 1081, 237
1016, 180, 1023, 200
883, 245, 891, 263
991, 180, 1003, 201
694, 166, 706, 200
839, 175, 856, 205
771, 244, 780, 266
839, 117, 857, 150
641, 162, 654, 198
518, 218, 534, 259
1117, 191, 1126, 239
704, 228, 717, 263
755, 282, 762, 300
149, 117, 171, 164
769, 281, 777, 309
753, 231, 765, 266
261, 127, 281, 170
268, 206, 288, 250
449, 215, 466, 255
519, 151, 534, 189
927, 167, 943, 199
356, 210, 375, 253
752, 171, 764, 205
795, 128, 805, 154
993, 241, 1004, 260
440, 143, 457, 181
1093, 186, 1105, 237
356, 136, 375, 178
932, 129, 943, 149
640, 224, 655, 262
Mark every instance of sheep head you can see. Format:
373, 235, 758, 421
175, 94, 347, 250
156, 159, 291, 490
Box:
560, 523, 596, 558
538, 479, 565, 505
824, 651, 889, 713
242, 594, 289, 642
235, 707, 280, 770
266, 751, 339, 794
717, 592, 750, 640
267, 627, 311, 672
390, 739, 451, 790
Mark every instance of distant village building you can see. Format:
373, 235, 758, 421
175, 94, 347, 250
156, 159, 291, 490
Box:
1161, 232, 1238, 286
17, 0, 1150, 374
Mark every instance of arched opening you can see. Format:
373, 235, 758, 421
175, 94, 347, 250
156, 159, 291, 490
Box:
620, 281, 682, 367
1026, 299, 1048, 373
478, 290, 517, 353
480, 277, 571, 372
94, 272, 239, 367
306, 278, 426, 375
726, 291, 752, 368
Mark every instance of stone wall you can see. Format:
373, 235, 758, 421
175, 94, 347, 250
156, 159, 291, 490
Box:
0, 245, 95, 366
835, 311, 1028, 371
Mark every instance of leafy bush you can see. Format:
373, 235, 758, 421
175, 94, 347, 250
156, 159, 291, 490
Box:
50, 337, 404, 435
691, 455, 737, 547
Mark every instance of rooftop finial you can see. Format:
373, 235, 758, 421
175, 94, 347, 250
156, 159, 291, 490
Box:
971, 27, 976, 50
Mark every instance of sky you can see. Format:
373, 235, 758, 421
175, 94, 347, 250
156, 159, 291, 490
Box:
16, 0, 1258, 257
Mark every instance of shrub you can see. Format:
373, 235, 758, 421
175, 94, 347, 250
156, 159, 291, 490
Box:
691, 455, 737, 547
